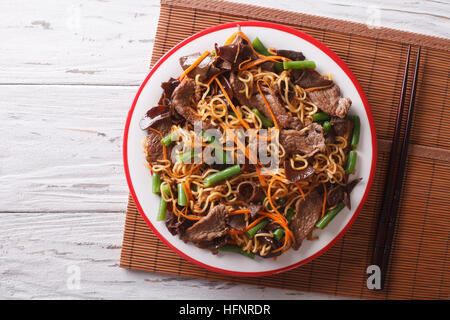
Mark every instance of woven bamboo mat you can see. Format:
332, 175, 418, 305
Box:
120, 0, 450, 299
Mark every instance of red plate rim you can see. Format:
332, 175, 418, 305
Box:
123, 21, 377, 277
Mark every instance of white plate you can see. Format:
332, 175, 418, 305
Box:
123, 21, 377, 277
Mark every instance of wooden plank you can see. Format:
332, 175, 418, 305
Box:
0, 211, 344, 299
0, 0, 160, 85
0, 0, 448, 85
0, 85, 134, 212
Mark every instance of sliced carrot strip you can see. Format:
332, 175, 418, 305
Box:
321, 183, 327, 218
256, 80, 278, 129
179, 50, 211, 81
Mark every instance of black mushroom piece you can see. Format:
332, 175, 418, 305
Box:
165, 210, 195, 236
307, 84, 352, 119
180, 204, 229, 252
236, 181, 263, 203
141, 104, 173, 164
279, 123, 326, 157
283, 159, 315, 183
171, 78, 214, 130
214, 35, 256, 71
290, 189, 323, 250
327, 178, 362, 210
179, 52, 220, 82
276, 49, 306, 61
229, 72, 302, 130
159, 77, 180, 106
139, 105, 170, 131
140, 76, 182, 131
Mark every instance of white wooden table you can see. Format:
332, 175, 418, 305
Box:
1, 0, 448, 300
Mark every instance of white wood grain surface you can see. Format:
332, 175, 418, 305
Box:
1, 0, 448, 300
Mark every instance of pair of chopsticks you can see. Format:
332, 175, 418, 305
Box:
371, 45, 421, 289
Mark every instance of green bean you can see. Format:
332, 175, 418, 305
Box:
252, 37, 271, 56
177, 182, 187, 206
274, 62, 284, 73
351, 115, 361, 149
161, 184, 171, 196
203, 164, 241, 187
246, 219, 269, 239
313, 112, 331, 122
345, 150, 357, 174
251, 108, 274, 128
283, 60, 316, 70
322, 120, 332, 132
156, 197, 168, 221
315, 202, 345, 229
218, 245, 255, 259
156, 184, 171, 221
152, 173, 161, 194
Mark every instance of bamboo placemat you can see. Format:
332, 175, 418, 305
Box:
120, 0, 450, 300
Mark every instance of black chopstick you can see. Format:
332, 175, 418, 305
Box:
371, 45, 421, 289
371, 45, 411, 273
379, 46, 421, 288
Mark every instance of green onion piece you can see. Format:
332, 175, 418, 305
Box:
322, 120, 332, 132
283, 60, 316, 70
152, 173, 161, 194
273, 228, 284, 241
160, 134, 172, 147
218, 245, 255, 259
246, 219, 269, 239
203, 164, 241, 187
177, 183, 187, 206
251, 108, 274, 128
252, 37, 271, 56
351, 115, 361, 149
176, 151, 196, 163
315, 202, 346, 229
313, 112, 331, 122
274, 62, 284, 73
161, 132, 177, 146
345, 151, 357, 174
